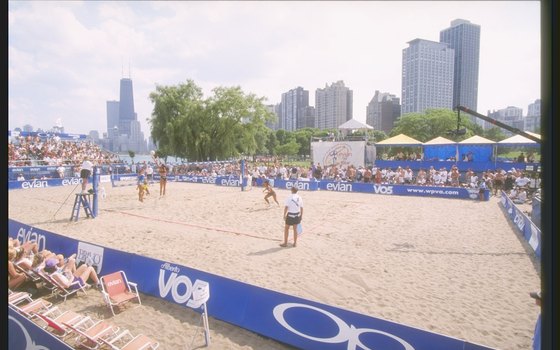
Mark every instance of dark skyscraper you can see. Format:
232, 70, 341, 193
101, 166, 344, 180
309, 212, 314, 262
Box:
106, 75, 147, 153
440, 19, 481, 112
118, 78, 137, 136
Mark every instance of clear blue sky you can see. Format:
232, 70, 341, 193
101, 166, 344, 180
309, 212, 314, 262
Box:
9, 1, 540, 136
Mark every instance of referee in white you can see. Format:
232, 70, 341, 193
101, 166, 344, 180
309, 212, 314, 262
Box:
280, 186, 303, 247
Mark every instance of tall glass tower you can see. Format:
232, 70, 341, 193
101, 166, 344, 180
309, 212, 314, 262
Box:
401, 39, 455, 115
440, 19, 481, 112
280, 87, 309, 131
315, 80, 353, 130
118, 78, 137, 136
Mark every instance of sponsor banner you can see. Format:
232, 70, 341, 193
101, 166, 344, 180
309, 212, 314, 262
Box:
312, 141, 366, 168
500, 192, 541, 259
274, 179, 319, 191
396, 185, 488, 200
319, 181, 376, 193
9, 306, 74, 350
8, 177, 87, 190
174, 175, 217, 184
8, 219, 493, 350
215, 175, 244, 187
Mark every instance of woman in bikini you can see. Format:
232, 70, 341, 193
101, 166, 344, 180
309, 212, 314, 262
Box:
263, 180, 279, 206
158, 163, 168, 197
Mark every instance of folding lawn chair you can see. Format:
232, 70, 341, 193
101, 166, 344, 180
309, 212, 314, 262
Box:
100, 270, 141, 316
63, 319, 120, 350
12, 297, 53, 319
100, 329, 159, 350
34, 306, 92, 339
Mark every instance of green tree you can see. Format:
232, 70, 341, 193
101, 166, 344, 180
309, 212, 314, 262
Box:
391, 108, 481, 142
265, 131, 278, 156
483, 127, 507, 142
275, 140, 300, 156
148, 80, 273, 161
294, 128, 316, 156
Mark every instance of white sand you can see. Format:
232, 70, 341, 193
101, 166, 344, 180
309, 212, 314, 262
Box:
8, 182, 541, 349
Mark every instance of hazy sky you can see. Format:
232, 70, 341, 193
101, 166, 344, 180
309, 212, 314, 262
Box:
9, 1, 541, 136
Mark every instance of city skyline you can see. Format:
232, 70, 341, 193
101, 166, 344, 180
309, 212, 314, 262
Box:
9, 1, 540, 135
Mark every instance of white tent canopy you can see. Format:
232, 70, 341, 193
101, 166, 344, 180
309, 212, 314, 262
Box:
338, 119, 373, 130
498, 132, 541, 145
458, 135, 496, 144
423, 136, 456, 145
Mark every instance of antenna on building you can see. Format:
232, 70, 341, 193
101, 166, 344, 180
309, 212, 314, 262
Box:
128, 59, 131, 79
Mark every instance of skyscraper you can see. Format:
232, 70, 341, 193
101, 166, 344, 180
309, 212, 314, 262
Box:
315, 80, 353, 130
106, 76, 147, 153
440, 19, 481, 113
401, 39, 455, 115
280, 87, 309, 131
366, 91, 401, 134
118, 78, 137, 137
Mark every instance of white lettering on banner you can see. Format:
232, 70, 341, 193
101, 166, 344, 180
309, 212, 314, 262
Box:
16, 227, 46, 252
326, 182, 353, 192
220, 178, 240, 187
120, 176, 137, 182
158, 269, 210, 307
513, 212, 526, 231
286, 182, 310, 191
62, 178, 81, 186
373, 185, 393, 195
160, 262, 180, 274
273, 303, 415, 350
21, 180, 49, 189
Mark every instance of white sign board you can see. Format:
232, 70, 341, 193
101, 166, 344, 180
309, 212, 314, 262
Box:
311, 141, 366, 168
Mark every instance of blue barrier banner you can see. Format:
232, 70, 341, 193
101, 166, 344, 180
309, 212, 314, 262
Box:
9, 306, 74, 350
531, 197, 541, 229
215, 175, 243, 187
174, 175, 217, 184
274, 179, 319, 191
8, 219, 494, 350
500, 192, 541, 259
8, 177, 85, 190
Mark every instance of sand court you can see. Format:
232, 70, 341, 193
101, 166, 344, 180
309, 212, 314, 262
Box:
8, 182, 541, 349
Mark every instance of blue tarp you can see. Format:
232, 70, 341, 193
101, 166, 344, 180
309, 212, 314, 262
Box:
423, 145, 457, 161
457, 144, 493, 162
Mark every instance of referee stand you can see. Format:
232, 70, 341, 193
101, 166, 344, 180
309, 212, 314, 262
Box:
70, 166, 99, 221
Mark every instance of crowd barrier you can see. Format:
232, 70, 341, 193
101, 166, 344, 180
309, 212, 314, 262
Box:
8, 174, 490, 201
8, 219, 493, 350
499, 192, 542, 260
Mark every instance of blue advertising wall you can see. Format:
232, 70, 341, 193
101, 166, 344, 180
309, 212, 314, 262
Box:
8, 219, 493, 350
9, 306, 74, 350
8, 175, 489, 201
499, 192, 542, 259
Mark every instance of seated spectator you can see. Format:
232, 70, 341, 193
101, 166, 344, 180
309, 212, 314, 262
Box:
513, 188, 528, 204
43, 255, 102, 290
8, 248, 29, 290
509, 187, 520, 200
